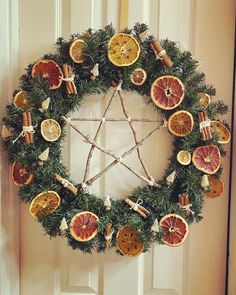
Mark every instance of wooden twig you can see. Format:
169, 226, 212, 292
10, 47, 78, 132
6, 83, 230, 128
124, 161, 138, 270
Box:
83, 89, 117, 183
85, 123, 163, 186
62, 116, 160, 187
71, 117, 162, 122
118, 90, 152, 180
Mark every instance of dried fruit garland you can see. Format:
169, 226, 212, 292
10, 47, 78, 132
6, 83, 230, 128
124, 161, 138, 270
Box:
2, 24, 230, 255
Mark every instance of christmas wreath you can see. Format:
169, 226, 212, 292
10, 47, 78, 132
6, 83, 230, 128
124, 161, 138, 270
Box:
2, 23, 230, 256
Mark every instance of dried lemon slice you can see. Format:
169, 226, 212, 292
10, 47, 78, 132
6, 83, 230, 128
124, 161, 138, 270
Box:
108, 33, 140, 67
41, 119, 61, 142
69, 39, 86, 63
198, 93, 211, 109
177, 150, 191, 165
130, 68, 147, 86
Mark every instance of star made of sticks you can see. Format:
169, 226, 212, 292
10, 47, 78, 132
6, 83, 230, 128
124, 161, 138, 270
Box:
62, 84, 166, 189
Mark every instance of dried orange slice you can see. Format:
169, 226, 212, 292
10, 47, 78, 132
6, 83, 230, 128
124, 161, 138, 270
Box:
159, 214, 189, 247
150, 75, 185, 110
116, 226, 144, 256
29, 191, 61, 218
210, 121, 231, 144
69, 39, 86, 63
168, 110, 194, 137
14, 91, 32, 110
41, 119, 61, 142
70, 211, 99, 242
32, 60, 63, 90
204, 176, 224, 198
130, 68, 147, 86
12, 162, 35, 186
108, 33, 140, 67
177, 150, 191, 165
192, 145, 221, 174
198, 93, 211, 109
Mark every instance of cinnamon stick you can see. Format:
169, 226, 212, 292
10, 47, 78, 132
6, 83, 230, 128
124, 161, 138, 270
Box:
150, 40, 173, 68
203, 111, 212, 140
22, 112, 30, 144
26, 112, 33, 144
198, 112, 206, 140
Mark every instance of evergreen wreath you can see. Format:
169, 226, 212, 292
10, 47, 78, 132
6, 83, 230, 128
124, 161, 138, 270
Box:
2, 23, 230, 255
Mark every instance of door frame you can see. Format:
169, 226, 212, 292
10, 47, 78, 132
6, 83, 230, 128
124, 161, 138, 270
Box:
0, 0, 19, 294
227, 22, 236, 295
0, 1, 235, 295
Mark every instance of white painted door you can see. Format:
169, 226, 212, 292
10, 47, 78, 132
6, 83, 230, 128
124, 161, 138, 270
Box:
0, 1, 234, 295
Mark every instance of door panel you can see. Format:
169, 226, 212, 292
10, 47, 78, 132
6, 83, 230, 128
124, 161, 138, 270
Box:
13, 1, 235, 295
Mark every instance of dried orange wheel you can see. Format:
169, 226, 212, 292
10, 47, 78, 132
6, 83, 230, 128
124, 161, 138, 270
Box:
168, 110, 194, 137
70, 211, 99, 242
204, 176, 224, 198
41, 119, 61, 142
159, 214, 189, 247
108, 33, 140, 67
198, 93, 211, 109
69, 39, 86, 63
14, 91, 32, 110
150, 75, 185, 110
192, 145, 221, 174
32, 59, 63, 90
177, 150, 191, 165
116, 226, 144, 256
12, 162, 34, 186
130, 68, 147, 86
29, 191, 61, 218
210, 121, 231, 144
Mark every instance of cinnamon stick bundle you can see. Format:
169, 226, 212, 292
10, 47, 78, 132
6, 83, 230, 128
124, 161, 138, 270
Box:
104, 223, 113, 248
54, 173, 78, 194
124, 198, 150, 218
22, 112, 33, 144
178, 193, 190, 216
150, 40, 173, 68
62, 64, 77, 95
198, 111, 212, 141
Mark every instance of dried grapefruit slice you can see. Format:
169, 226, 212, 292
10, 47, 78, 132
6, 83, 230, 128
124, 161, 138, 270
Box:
41, 119, 61, 142
70, 211, 99, 242
159, 214, 189, 247
192, 145, 221, 174
32, 60, 63, 90
14, 91, 32, 110
150, 75, 185, 110
168, 110, 194, 137
198, 93, 211, 109
108, 33, 140, 67
29, 191, 61, 218
177, 150, 191, 165
116, 226, 144, 256
69, 39, 86, 63
12, 162, 34, 186
130, 68, 147, 86
204, 176, 224, 198
210, 121, 231, 144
